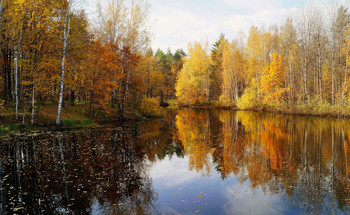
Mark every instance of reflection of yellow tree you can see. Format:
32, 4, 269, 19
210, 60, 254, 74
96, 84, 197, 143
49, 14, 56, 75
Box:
175, 108, 350, 211
260, 116, 290, 170
338, 126, 350, 203
176, 109, 212, 174
139, 112, 183, 162
217, 110, 247, 178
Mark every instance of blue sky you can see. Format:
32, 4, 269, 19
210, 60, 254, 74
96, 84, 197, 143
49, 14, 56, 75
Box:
85, 0, 348, 52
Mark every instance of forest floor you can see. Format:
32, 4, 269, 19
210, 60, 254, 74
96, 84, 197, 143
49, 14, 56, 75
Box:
0, 104, 96, 135
0, 103, 146, 136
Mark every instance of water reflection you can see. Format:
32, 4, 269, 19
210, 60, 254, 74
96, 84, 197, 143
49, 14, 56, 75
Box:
0, 128, 159, 214
1, 109, 350, 214
175, 109, 350, 214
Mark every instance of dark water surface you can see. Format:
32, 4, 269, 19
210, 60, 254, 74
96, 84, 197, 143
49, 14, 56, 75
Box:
1, 109, 350, 214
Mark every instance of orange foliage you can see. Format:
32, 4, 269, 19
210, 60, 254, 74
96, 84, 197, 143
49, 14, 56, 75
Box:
260, 53, 289, 106
84, 39, 121, 113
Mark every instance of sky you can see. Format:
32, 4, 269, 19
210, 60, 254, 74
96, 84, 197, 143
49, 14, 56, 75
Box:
84, 0, 350, 52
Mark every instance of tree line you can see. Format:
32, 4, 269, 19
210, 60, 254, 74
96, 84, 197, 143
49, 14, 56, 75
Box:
176, 4, 350, 115
0, 0, 186, 125
3, 1, 350, 126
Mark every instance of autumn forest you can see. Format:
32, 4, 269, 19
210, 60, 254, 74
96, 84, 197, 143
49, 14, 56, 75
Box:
1, 0, 350, 128
2, 0, 350, 214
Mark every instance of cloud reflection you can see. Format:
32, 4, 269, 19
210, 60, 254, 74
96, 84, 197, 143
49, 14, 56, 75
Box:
223, 183, 285, 215
148, 156, 206, 187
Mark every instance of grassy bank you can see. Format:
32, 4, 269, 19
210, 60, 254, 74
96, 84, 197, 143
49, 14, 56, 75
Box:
171, 97, 350, 118
165, 99, 234, 110
0, 103, 152, 136
0, 96, 170, 136
0, 104, 98, 135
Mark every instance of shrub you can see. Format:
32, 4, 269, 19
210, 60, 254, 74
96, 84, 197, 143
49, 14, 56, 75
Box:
140, 96, 162, 117
167, 99, 178, 106
8, 124, 19, 130
218, 95, 236, 107
294, 96, 337, 115
0, 126, 8, 135
237, 79, 261, 109
81, 119, 94, 125
62, 119, 75, 127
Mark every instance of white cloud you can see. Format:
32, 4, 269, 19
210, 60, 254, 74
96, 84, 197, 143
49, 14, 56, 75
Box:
149, 1, 298, 52
148, 156, 203, 187
222, 0, 280, 13
83, 0, 349, 52
223, 183, 285, 215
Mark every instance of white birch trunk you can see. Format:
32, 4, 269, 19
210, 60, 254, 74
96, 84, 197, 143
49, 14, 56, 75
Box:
15, 56, 19, 120
0, 0, 4, 27
15, 25, 23, 121
56, 6, 71, 126
31, 81, 35, 125
22, 105, 25, 124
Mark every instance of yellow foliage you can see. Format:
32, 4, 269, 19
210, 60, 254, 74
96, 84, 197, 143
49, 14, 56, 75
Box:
221, 40, 244, 103
260, 53, 289, 108
175, 42, 210, 105
218, 94, 236, 107
175, 109, 212, 174
237, 79, 261, 109
140, 96, 162, 117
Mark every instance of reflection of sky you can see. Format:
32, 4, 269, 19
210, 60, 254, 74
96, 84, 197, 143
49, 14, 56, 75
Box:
148, 156, 202, 187
223, 184, 284, 215
148, 155, 299, 215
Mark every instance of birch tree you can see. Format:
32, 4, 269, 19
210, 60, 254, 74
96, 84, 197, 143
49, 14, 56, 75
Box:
56, 0, 72, 126
295, 6, 316, 99
221, 40, 244, 103
10, 0, 25, 121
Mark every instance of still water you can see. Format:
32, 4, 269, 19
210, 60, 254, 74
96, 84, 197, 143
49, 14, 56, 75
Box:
1, 109, 350, 214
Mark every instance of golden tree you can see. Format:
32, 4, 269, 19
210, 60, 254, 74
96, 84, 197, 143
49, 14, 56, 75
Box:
260, 53, 289, 107
175, 42, 210, 105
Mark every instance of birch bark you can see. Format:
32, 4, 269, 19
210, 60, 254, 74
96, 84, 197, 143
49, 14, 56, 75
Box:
56, 4, 71, 126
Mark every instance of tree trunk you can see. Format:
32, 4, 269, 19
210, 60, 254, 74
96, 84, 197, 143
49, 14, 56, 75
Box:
15, 25, 23, 121
22, 104, 25, 124
56, 6, 71, 126
342, 44, 349, 103
0, 0, 4, 27
15, 54, 19, 121
89, 90, 94, 118
31, 82, 35, 125
3, 49, 8, 104
303, 55, 308, 98
70, 89, 75, 106
111, 90, 116, 108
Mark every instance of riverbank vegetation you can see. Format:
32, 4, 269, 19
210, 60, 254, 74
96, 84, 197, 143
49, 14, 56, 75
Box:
176, 4, 350, 116
0, 0, 186, 127
2, 0, 350, 130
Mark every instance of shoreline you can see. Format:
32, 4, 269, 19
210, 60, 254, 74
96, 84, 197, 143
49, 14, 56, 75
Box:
178, 104, 350, 119
2, 104, 350, 137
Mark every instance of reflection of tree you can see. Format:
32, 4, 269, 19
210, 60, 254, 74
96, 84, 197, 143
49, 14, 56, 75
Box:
138, 110, 183, 162
175, 109, 350, 213
216, 110, 246, 179
3, 109, 350, 213
176, 109, 213, 174
0, 128, 160, 214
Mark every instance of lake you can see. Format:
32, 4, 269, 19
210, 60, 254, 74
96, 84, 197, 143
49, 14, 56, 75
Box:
1, 109, 350, 214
